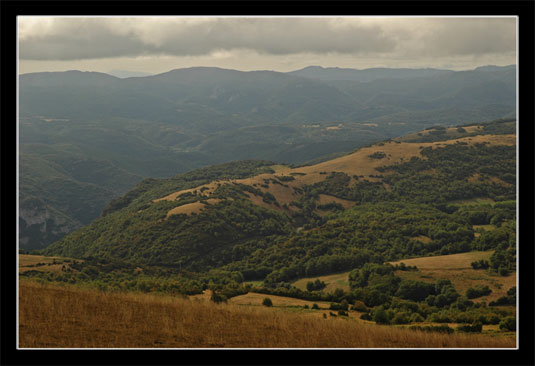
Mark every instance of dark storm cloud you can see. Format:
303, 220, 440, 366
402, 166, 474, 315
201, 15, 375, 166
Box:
18, 17, 516, 61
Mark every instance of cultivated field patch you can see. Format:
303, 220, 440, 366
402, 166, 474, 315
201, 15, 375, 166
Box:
292, 272, 351, 293
19, 254, 79, 273
389, 251, 516, 303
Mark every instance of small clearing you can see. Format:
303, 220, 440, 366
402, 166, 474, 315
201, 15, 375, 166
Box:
165, 198, 221, 218
410, 236, 432, 244
473, 224, 497, 232
19, 254, 79, 273
317, 194, 355, 209
292, 272, 351, 293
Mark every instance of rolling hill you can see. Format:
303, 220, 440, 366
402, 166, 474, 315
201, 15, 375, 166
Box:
43, 119, 516, 278
19, 65, 516, 249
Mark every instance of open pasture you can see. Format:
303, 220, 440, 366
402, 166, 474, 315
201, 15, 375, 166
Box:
292, 272, 351, 293
19, 254, 78, 274
390, 251, 516, 303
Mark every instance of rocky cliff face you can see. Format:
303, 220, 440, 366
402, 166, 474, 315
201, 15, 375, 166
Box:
19, 199, 80, 250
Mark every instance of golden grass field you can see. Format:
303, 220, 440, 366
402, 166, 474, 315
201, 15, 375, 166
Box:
290, 251, 516, 304
18, 280, 515, 348
165, 198, 221, 218
293, 272, 351, 293
18, 254, 79, 273
394, 125, 484, 142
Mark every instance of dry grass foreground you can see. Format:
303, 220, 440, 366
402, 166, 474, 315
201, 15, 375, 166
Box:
19, 280, 515, 348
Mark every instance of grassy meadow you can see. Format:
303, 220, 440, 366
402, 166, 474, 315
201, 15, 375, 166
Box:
290, 251, 515, 304
389, 251, 516, 303
18, 279, 515, 348
293, 272, 351, 293
19, 254, 80, 274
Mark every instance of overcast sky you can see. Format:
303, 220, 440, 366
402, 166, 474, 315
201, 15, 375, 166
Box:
18, 16, 517, 75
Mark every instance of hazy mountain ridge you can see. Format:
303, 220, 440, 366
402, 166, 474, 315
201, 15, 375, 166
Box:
20, 65, 516, 123
287, 65, 456, 82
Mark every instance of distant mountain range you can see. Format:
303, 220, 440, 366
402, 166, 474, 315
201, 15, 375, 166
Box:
19, 65, 516, 249
288, 65, 455, 82
106, 70, 154, 78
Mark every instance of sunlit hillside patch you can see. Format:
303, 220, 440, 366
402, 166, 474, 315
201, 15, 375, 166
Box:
292, 272, 351, 293
153, 181, 222, 202
19, 254, 80, 274
473, 224, 497, 232
410, 235, 433, 244
149, 134, 515, 219
165, 198, 222, 217
451, 197, 496, 206
389, 251, 516, 303
466, 173, 512, 187
394, 125, 485, 142
316, 194, 355, 209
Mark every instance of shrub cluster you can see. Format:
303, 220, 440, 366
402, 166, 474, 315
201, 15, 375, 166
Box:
457, 322, 483, 333
465, 285, 492, 299
306, 279, 327, 292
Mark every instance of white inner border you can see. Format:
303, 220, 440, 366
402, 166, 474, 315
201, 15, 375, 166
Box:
16, 14, 519, 351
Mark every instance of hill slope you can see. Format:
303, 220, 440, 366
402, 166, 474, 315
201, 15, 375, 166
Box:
20, 65, 516, 249
43, 119, 516, 283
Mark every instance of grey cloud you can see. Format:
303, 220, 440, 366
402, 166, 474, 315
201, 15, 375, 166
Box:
19, 18, 397, 60
19, 17, 516, 61
416, 18, 516, 56
20, 19, 157, 60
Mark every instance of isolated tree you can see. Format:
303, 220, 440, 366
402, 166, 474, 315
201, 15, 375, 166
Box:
210, 290, 227, 304
373, 306, 390, 324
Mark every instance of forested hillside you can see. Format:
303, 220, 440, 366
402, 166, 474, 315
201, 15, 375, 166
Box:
19, 65, 516, 249
42, 119, 516, 278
